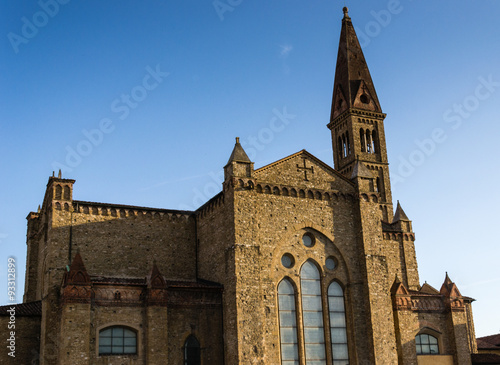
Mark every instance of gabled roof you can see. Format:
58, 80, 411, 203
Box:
255, 149, 354, 186
419, 282, 440, 295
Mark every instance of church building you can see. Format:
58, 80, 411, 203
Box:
1, 7, 481, 365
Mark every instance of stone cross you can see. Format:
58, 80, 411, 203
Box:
297, 158, 314, 181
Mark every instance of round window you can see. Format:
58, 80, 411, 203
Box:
302, 233, 315, 247
281, 253, 294, 268
360, 93, 370, 104
325, 257, 337, 270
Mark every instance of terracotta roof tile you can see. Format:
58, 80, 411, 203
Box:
0, 301, 41, 317
477, 334, 500, 350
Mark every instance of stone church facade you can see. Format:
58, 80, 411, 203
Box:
1, 8, 479, 365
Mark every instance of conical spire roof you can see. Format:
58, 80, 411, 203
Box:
226, 137, 251, 165
393, 201, 409, 222
330, 7, 382, 120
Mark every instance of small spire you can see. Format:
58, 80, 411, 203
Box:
393, 201, 409, 222
226, 137, 251, 165
444, 272, 452, 285
52, 171, 55, 177
37, 205, 41, 213
58, 169, 62, 178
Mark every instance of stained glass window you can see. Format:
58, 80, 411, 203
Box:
301, 261, 326, 364
328, 282, 349, 365
278, 279, 300, 365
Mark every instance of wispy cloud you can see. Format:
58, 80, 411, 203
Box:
280, 44, 293, 58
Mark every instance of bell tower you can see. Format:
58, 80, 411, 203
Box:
327, 7, 393, 206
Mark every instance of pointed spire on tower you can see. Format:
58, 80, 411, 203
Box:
330, 7, 382, 120
393, 201, 409, 222
226, 137, 251, 165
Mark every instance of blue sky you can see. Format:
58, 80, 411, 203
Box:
1, 1, 499, 337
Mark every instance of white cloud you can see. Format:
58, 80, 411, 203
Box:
280, 44, 293, 57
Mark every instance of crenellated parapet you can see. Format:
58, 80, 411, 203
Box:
72, 200, 192, 222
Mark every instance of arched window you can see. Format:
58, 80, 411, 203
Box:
342, 134, 347, 158
366, 130, 372, 153
376, 177, 381, 193
371, 130, 377, 153
346, 131, 351, 155
63, 185, 70, 200
415, 334, 439, 355
338, 136, 343, 160
98, 326, 137, 355
55, 185, 62, 200
328, 282, 349, 364
278, 279, 299, 364
184, 335, 201, 365
300, 261, 326, 364
360, 129, 366, 152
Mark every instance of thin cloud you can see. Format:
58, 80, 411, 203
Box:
280, 44, 293, 57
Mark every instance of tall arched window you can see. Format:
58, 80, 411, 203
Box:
366, 130, 372, 153
63, 186, 70, 200
278, 279, 299, 364
346, 131, 351, 155
337, 136, 343, 160
371, 130, 377, 153
360, 129, 366, 152
300, 261, 326, 364
184, 335, 201, 365
415, 334, 439, 355
55, 185, 62, 199
98, 326, 137, 355
328, 282, 349, 364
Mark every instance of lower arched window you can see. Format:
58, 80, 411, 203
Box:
184, 335, 201, 365
278, 279, 299, 364
328, 282, 349, 364
415, 334, 439, 355
98, 326, 137, 355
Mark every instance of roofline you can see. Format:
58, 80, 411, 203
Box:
73, 200, 193, 215
254, 149, 355, 186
